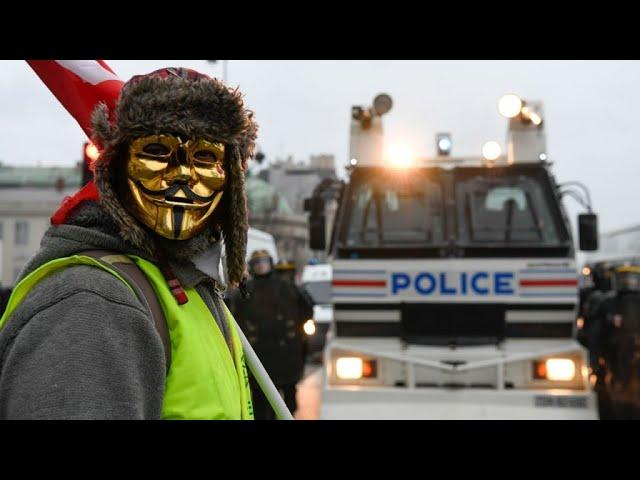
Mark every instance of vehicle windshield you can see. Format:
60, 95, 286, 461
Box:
455, 172, 561, 245
343, 170, 445, 247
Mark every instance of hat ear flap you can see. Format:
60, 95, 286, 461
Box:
237, 112, 258, 171
90, 102, 117, 148
222, 144, 249, 288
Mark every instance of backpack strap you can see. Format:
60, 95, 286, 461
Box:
81, 250, 172, 372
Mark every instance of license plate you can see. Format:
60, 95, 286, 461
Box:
534, 395, 588, 409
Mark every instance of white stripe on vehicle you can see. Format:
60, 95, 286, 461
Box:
505, 310, 576, 323
334, 310, 401, 322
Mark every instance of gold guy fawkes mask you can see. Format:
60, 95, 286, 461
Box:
123, 134, 226, 240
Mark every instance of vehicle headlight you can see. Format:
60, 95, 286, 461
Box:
336, 357, 377, 380
533, 358, 576, 381
303, 319, 316, 336
336, 357, 363, 379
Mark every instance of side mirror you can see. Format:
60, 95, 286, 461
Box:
309, 217, 326, 252
304, 197, 326, 251
578, 213, 598, 251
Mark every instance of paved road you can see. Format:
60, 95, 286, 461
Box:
294, 363, 323, 420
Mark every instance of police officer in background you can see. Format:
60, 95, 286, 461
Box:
275, 259, 316, 370
578, 262, 615, 418
578, 263, 616, 418
578, 262, 613, 362
227, 250, 313, 419
597, 265, 640, 418
275, 259, 316, 315
275, 259, 297, 285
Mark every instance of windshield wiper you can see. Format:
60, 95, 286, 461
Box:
466, 193, 477, 241
465, 180, 547, 243
504, 198, 515, 242
359, 189, 385, 244
524, 190, 544, 241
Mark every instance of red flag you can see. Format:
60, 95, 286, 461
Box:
27, 60, 125, 224
27, 60, 123, 140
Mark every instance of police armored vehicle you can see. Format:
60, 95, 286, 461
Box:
305, 93, 600, 419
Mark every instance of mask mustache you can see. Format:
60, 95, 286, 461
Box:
136, 181, 218, 203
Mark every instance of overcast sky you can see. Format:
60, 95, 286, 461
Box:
1, 60, 639, 234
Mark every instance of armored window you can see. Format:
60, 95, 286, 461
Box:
344, 170, 445, 247
455, 173, 561, 245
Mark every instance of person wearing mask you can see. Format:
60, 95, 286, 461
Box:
228, 250, 313, 419
0, 67, 258, 419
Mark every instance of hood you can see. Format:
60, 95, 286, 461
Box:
87, 67, 257, 288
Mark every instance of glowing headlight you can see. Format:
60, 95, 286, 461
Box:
534, 358, 576, 381
303, 319, 316, 336
386, 144, 414, 168
335, 357, 377, 380
498, 94, 523, 118
482, 141, 502, 161
546, 359, 576, 381
336, 357, 363, 379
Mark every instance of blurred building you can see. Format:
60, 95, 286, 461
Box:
258, 154, 337, 214
245, 174, 308, 271
0, 154, 337, 287
584, 223, 640, 266
249, 154, 338, 271
0, 164, 82, 287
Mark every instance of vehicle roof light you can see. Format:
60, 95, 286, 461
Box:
498, 94, 523, 118
436, 133, 452, 156
482, 141, 502, 161
386, 143, 414, 169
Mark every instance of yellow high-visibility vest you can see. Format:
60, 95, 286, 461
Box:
0, 254, 254, 420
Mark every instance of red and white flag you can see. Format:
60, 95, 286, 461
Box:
26, 60, 125, 224
27, 60, 123, 140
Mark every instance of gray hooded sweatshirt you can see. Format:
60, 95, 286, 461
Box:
0, 202, 233, 420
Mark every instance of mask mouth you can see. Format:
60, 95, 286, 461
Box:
136, 180, 218, 204
165, 195, 194, 205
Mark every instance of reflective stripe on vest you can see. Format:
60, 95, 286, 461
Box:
0, 254, 254, 420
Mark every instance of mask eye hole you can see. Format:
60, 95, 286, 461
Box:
142, 143, 171, 156
193, 150, 220, 164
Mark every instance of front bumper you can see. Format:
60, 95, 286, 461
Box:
321, 386, 598, 420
